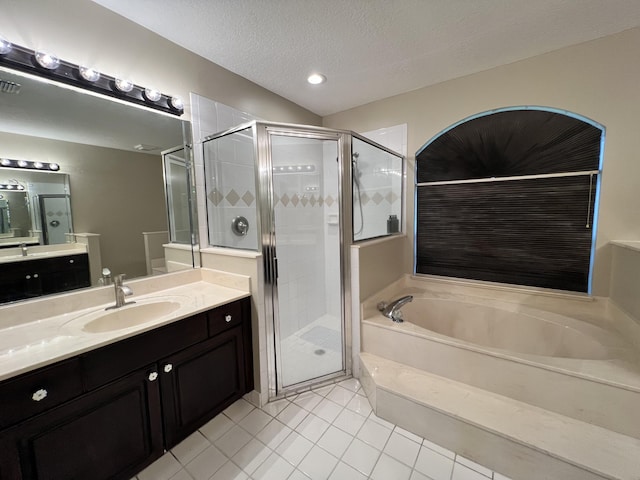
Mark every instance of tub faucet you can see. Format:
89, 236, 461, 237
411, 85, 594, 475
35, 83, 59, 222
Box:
377, 295, 413, 323
106, 274, 134, 310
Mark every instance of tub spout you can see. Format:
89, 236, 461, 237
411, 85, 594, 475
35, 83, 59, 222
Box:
377, 295, 413, 323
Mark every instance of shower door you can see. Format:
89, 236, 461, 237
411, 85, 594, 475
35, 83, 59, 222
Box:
261, 126, 349, 394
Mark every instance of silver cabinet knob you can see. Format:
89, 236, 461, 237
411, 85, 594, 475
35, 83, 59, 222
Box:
148, 372, 158, 381
32, 388, 48, 402
25, 275, 30, 279
69, 259, 74, 264
225, 315, 232, 323
34, 273, 39, 278
163, 364, 173, 373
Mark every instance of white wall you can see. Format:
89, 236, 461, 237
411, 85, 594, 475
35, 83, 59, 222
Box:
324, 27, 640, 296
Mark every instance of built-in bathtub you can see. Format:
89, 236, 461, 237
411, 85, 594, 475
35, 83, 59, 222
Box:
361, 276, 640, 439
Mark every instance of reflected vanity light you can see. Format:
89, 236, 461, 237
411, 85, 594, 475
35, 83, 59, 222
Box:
0, 37, 184, 116
272, 164, 316, 174
0, 158, 60, 171
0, 183, 25, 191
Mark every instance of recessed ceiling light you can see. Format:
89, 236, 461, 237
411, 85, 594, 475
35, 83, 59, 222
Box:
307, 73, 326, 85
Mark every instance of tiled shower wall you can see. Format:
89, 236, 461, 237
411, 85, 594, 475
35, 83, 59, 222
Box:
272, 140, 335, 339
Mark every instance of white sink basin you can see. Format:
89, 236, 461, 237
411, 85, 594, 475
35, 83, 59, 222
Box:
81, 301, 183, 333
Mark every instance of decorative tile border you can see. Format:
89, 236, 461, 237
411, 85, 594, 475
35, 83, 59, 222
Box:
207, 189, 400, 208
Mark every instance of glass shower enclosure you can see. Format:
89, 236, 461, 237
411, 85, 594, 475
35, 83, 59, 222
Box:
203, 121, 403, 397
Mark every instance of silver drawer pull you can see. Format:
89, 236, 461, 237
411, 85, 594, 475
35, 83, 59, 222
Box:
163, 364, 173, 373
225, 315, 232, 323
148, 372, 158, 382
32, 388, 48, 402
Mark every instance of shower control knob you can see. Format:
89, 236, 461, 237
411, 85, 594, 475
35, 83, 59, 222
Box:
225, 315, 232, 323
231, 216, 249, 236
163, 364, 173, 373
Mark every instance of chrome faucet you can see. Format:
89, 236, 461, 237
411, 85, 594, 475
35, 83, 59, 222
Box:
106, 274, 134, 310
20, 243, 28, 257
377, 295, 413, 323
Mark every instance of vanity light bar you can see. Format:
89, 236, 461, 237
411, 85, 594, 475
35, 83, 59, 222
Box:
0, 184, 25, 190
0, 38, 184, 116
0, 158, 60, 171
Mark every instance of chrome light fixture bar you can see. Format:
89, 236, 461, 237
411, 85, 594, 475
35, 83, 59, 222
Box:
0, 158, 60, 171
0, 37, 184, 116
0, 184, 26, 191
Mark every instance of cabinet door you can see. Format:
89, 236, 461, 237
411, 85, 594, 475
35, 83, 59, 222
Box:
40, 254, 91, 295
0, 368, 163, 480
160, 326, 245, 448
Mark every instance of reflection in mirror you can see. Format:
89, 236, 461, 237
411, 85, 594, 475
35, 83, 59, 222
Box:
163, 146, 196, 245
0, 67, 196, 305
0, 169, 72, 246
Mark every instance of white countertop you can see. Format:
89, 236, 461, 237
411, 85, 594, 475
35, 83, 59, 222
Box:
0, 277, 250, 382
0, 248, 88, 264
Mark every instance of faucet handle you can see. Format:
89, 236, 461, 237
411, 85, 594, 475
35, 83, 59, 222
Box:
114, 273, 126, 286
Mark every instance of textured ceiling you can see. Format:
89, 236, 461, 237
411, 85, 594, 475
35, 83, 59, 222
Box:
92, 0, 640, 116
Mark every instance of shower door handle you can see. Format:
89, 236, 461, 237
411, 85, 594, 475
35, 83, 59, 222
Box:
274, 258, 279, 279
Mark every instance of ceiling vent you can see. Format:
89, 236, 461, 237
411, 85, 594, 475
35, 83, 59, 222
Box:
0, 79, 21, 94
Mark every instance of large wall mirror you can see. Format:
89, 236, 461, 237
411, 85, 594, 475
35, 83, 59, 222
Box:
0, 66, 197, 304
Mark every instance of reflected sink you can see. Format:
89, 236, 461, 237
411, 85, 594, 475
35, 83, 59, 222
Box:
81, 301, 182, 333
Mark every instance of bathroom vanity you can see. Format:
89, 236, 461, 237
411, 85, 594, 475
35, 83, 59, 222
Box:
0, 279, 252, 480
0, 252, 90, 303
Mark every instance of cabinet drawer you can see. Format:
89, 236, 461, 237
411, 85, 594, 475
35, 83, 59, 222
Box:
83, 313, 208, 391
208, 300, 243, 337
0, 358, 83, 429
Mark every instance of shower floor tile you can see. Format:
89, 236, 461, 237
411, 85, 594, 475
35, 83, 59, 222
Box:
280, 315, 343, 387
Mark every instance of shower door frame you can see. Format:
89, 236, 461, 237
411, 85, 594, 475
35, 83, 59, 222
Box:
255, 121, 353, 399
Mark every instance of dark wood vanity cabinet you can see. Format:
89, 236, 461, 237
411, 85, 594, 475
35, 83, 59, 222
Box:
0, 297, 252, 480
0, 254, 90, 303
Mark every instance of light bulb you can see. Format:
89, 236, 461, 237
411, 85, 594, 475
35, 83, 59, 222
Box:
49, 163, 60, 171
0, 36, 12, 55
17, 160, 28, 167
115, 78, 133, 93
35, 51, 60, 70
0, 158, 11, 166
144, 87, 161, 102
34, 162, 44, 169
307, 73, 326, 85
79, 66, 100, 82
170, 96, 183, 110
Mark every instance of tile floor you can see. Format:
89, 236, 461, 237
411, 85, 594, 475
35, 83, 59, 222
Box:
135, 378, 513, 480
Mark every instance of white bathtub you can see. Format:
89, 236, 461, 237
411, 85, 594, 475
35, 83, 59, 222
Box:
361, 276, 640, 438
397, 296, 615, 360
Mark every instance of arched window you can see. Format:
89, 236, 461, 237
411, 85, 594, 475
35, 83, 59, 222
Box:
415, 107, 604, 293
